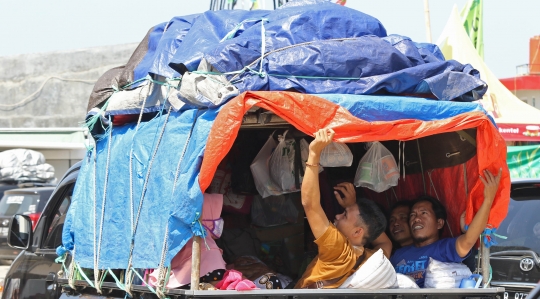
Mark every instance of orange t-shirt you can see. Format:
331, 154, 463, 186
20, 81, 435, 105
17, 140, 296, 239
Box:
295, 224, 369, 289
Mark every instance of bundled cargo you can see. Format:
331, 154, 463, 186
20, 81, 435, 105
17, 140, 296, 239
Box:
0, 149, 55, 182
57, 1, 510, 297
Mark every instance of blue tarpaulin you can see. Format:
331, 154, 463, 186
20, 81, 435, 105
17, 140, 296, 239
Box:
64, 108, 219, 269
63, 94, 489, 269
67, 0, 492, 271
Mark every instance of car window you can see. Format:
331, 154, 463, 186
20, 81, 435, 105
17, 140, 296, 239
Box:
492, 183, 540, 254
42, 185, 73, 249
0, 193, 40, 217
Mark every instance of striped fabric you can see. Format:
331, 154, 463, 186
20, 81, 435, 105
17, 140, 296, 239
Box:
339, 249, 398, 289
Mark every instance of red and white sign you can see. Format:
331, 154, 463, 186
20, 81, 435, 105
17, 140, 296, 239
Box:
497, 123, 540, 141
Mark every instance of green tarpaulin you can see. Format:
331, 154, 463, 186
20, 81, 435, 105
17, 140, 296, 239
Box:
507, 145, 540, 179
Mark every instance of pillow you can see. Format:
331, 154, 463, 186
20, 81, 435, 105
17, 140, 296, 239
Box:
424, 258, 472, 288
396, 274, 419, 289
339, 249, 398, 289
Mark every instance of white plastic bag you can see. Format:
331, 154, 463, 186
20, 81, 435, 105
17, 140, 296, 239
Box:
269, 131, 298, 192
424, 258, 472, 288
354, 142, 399, 192
320, 142, 353, 167
250, 134, 283, 198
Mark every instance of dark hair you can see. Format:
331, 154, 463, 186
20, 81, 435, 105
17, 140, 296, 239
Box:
356, 198, 387, 245
412, 195, 447, 236
389, 200, 414, 214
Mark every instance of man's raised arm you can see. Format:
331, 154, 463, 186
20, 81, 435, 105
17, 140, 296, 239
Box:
302, 128, 334, 239
456, 168, 502, 257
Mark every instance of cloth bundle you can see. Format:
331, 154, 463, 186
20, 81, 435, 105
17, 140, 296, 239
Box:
215, 270, 258, 291
0, 149, 55, 182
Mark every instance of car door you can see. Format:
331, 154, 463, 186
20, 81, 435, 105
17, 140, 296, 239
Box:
1, 170, 77, 299
490, 180, 540, 298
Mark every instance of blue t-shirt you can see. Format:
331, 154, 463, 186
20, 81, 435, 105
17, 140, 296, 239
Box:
390, 238, 467, 287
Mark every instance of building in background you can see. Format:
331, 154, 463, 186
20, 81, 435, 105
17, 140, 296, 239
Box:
500, 36, 540, 109
0, 44, 137, 178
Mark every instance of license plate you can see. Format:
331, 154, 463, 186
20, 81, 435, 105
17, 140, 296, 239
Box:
0, 227, 8, 237
505, 291, 528, 299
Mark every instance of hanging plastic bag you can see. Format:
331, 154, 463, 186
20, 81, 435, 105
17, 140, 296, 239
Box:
354, 141, 399, 193
320, 142, 353, 167
269, 131, 298, 192
250, 134, 283, 198
251, 194, 299, 227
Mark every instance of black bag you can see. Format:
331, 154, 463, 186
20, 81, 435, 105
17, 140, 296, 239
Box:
215, 228, 261, 263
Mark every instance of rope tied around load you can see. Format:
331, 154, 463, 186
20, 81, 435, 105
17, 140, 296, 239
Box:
83, 75, 181, 144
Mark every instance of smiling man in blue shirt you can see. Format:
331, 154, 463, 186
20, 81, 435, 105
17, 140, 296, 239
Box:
390, 169, 501, 287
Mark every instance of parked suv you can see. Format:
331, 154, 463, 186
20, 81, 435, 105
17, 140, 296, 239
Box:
490, 179, 540, 299
0, 184, 54, 264
1, 162, 78, 299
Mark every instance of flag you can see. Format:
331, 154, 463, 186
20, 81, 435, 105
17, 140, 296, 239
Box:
460, 0, 484, 59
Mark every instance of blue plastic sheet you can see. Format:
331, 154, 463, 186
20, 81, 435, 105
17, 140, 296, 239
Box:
63, 92, 490, 269
208, 34, 486, 101
169, 0, 386, 73
317, 94, 489, 122
147, 14, 201, 79
65, 0, 492, 271
63, 107, 219, 269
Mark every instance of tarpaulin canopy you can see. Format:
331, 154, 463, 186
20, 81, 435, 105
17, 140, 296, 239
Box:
437, 6, 540, 141
65, 91, 510, 270
64, 0, 509, 273
200, 92, 510, 239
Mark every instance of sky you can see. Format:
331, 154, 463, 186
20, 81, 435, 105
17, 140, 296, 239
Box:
0, 0, 538, 79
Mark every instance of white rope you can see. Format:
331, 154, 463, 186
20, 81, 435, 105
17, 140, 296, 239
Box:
129, 83, 153, 238
155, 109, 201, 299
92, 148, 100, 292
124, 105, 172, 297
94, 122, 113, 294
0, 76, 95, 109
124, 82, 153, 297
68, 246, 77, 290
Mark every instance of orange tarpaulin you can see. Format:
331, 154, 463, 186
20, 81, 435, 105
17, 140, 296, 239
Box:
199, 91, 510, 231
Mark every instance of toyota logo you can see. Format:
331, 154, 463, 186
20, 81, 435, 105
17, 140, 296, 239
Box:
520, 258, 535, 272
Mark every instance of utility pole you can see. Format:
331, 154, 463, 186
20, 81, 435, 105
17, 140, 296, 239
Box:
424, 0, 432, 43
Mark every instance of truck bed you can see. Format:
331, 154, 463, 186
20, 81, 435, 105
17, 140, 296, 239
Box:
58, 278, 506, 299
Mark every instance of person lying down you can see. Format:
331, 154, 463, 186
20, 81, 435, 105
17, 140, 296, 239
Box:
295, 128, 397, 289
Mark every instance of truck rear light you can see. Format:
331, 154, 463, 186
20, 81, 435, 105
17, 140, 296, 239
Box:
28, 213, 41, 230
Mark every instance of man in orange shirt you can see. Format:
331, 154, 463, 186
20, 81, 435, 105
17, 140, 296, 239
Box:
295, 128, 388, 289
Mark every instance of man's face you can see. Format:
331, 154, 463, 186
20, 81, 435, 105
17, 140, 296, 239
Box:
409, 201, 442, 245
334, 204, 362, 243
389, 205, 412, 246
